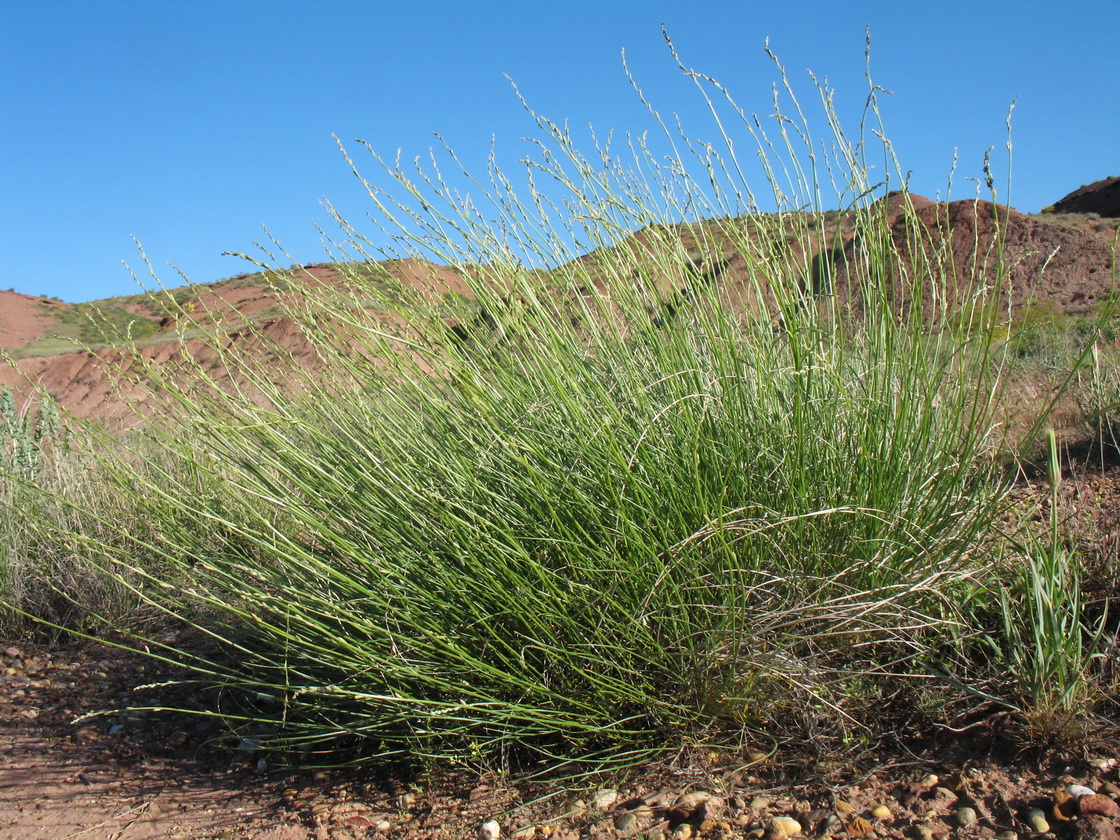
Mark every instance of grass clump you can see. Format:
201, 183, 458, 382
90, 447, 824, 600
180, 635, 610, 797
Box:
13, 41, 1056, 770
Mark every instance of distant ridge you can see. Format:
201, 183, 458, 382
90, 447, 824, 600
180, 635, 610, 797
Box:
1051, 175, 1120, 218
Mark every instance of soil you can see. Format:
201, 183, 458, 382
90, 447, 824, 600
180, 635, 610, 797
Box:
3, 454, 1120, 840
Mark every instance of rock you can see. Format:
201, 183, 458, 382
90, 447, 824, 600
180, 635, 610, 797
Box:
1054, 791, 1078, 820
1088, 759, 1116, 771
764, 816, 803, 840
1077, 815, 1120, 840
1101, 783, 1120, 798
698, 797, 727, 823
1079, 795, 1120, 818
1069, 785, 1098, 799
591, 789, 618, 810
480, 820, 501, 840
673, 791, 712, 815
614, 813, 637, 832
750, 797, 772, 811
374, 820, 391, 832
643, 789, 674, 808
512, 828, 535, 840
847, 816, 873, 837
911, 826, 935, 840
995, 832, 1018, 840
871, 805, 892, 820
672, 825, 694, 840
920, 774, 941, 788
822, 814, 844, 835
4, 646, 22, 659
1025, 810, 1050, 834
835, 801, 854, 814
957, 807, 978, 827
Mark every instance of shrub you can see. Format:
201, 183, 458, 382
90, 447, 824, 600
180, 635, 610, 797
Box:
24, 44, 1038, 770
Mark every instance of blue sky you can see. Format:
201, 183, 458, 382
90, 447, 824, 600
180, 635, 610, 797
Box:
2, 1, 1117, 303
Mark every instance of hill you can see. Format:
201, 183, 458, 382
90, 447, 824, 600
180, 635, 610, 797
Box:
2, 190, 1117, 425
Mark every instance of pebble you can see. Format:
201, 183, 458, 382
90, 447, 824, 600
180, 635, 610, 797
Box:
871, 805, 892, 820
996, 832, 1018, 840
957, 807, 978, 827
1079, 795, 1120, 818
765, 816, 803, 840
1025, 810, 1050, 834
672, 825, 693, 840
375, 820, 391, 832
847, 816, 872, 837
1069, 785, 1097, 799
1101, 783, 1120, 797
750, 797, 772, 811
614, 813, 637, 832
835, 801, 854, 814
822, 814, 844, 835
591, 789, 618, 810
1054, 791, 1077, 820
480, 820, 502, 840
698, 797, 726, 822
920, 774, 941, 788
1088, 759, 1116, 771
673, 791, 711, 813
911, 827, 935, 840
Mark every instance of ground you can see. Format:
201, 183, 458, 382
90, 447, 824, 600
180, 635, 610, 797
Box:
3, 456, 1120, 840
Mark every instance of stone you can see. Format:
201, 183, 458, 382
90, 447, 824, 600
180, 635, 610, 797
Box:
1069, 786, 1097, 799
672, 825, 694, 840
911, 826, 935, 840
750, 797, 772, 811
871, 805, 892, 820
480, 820, 502, 840
835, 801, 853, 814
1101, 783, 1120, 797
614, 813, 637, 832
995, 832, 1018, 840
591, 789, 618, 810
698, 797, 727, 823
1025, 810, 1050, 834
764, 816, 803, 840
956, 807, 978, 827
673, 791, 712, 815
920, 774, 941, 788
1054, 790, 1077, 820
1077, 815, 1120, 840
847, 816, 872, 837
1079, 795, 1120, 818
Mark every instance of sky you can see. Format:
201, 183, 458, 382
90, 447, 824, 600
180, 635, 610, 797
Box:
2, 1, 1117, 304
